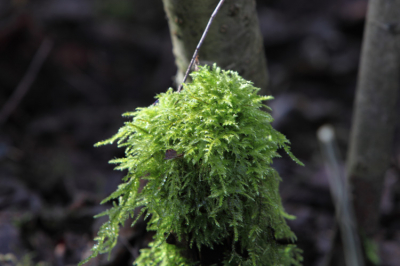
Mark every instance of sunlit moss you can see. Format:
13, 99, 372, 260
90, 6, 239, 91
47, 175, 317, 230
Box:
80, 65, 303, 266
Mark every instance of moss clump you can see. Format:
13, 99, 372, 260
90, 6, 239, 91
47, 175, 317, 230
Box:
80, 65, 303, 266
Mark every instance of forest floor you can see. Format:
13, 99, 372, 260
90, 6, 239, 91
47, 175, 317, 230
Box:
0, 0, 399, 265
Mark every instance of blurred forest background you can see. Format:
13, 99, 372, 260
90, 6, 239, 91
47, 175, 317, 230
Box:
0, 0, 399, 265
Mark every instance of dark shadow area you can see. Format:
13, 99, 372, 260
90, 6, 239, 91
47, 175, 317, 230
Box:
0, 0, 399, 265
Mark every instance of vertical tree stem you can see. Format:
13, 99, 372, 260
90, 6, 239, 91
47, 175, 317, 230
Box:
162, 0, 269, 94
345, 0, 400, 264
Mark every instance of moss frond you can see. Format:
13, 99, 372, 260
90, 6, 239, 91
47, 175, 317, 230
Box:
80, 64, 303, 266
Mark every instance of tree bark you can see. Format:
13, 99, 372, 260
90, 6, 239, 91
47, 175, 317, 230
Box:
161, 0, 269, 94
347, 0, 399, 237
161, 1, 269, 264
328, 0, 400, 265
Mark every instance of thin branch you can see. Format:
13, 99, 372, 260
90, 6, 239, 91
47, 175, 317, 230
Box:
0, 38, 53, 125
177, 0, 226, 92
317, 125, 365, 266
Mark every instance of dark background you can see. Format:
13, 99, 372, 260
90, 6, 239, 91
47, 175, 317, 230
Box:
0, 0, 399, 265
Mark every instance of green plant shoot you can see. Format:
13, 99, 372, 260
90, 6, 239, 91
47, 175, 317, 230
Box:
80, 64, 303, 266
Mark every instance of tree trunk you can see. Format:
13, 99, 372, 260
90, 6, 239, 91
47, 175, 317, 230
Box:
328, 0, 400, 265
161, 1, 269, 264
161, 0, 269, 94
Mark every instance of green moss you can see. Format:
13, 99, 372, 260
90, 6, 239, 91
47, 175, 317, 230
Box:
80, 65, 303, 265
364, 237, 380, 265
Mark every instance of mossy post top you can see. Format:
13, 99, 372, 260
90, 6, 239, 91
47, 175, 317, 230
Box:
81, 65, 302, 266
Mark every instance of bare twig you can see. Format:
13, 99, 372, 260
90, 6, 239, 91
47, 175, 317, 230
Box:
0, 38, 53, 125
317, 125, 365, 266
177, 0, 226, 92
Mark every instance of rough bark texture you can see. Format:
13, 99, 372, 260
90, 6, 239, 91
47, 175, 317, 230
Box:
162, 0, 269, 94
328, 0, 400, 265
347, 0, 399, 236
160, 2, 270, 263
